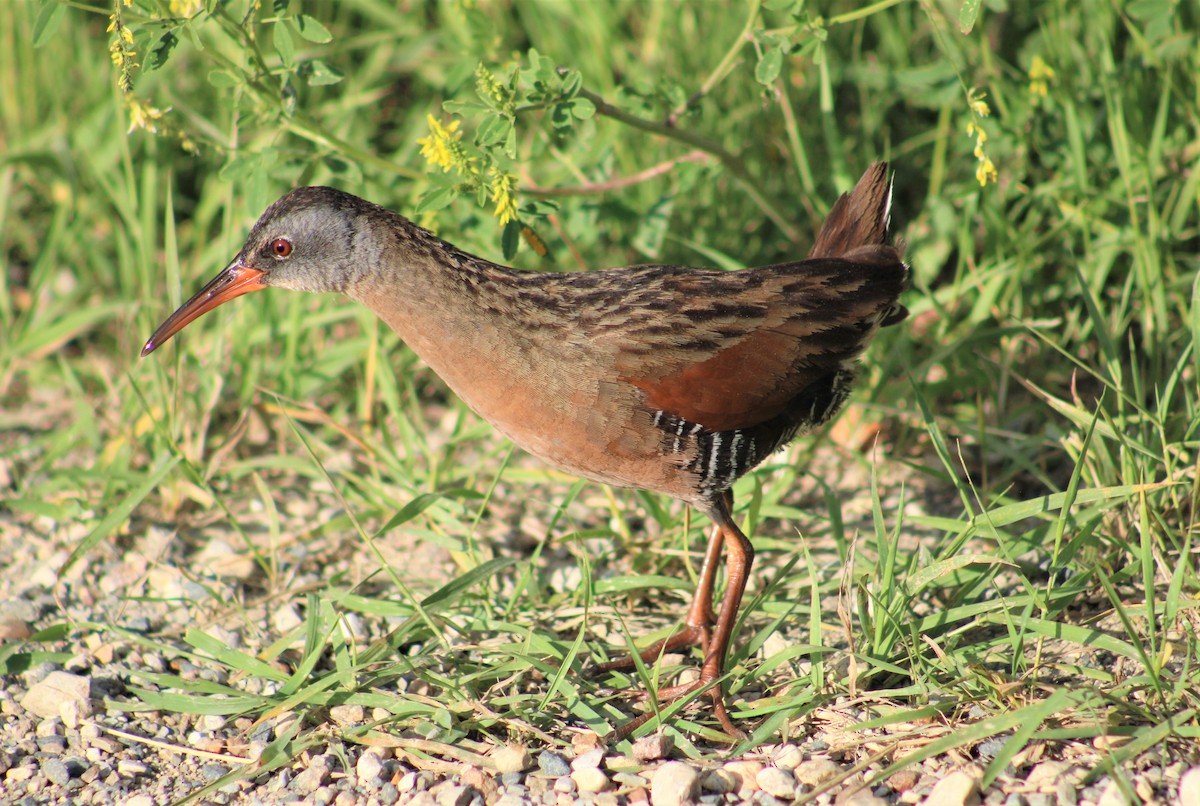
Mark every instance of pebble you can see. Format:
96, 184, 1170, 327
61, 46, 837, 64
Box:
1055, 778, 1077, 806
1025, 761, 1072, 791
633, 733, 675, 761
651, 761, 700, 806
1095, 779, 1130, 806
291, 760, 331, 793
572, 748, 605, 769
329, 704, 365, 725
42, 756, 73, 786
1180, 767, 1200, 805
537, 750, 571, 778
461, 765, 498, 801
773, 744, 804, 769
724, 760, 764, 795
21, 671, 91, 719
494, 745, 532, 774
356, 749, 385, 784
117, 760, 148, 776
925, 770, 981, 806
434, 783, 475, 806
795, 757, 842, 786
572, 766, 609, 793
756, 766, 797, 799
702, 769, 737, 794
199, 714, 227, 731
888, 770, 920, 793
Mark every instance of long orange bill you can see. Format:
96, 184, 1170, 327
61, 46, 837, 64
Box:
140, 260, 267, 357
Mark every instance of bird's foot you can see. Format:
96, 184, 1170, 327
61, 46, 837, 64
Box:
605, 673, 744, 744
594, 622, 711, 674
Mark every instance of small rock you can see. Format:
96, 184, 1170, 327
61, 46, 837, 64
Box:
924, 770, 980, 806
461, 765, 498, 801
200, 763, 228, 782
117, 759, 148, 776
42, 757, 73, 786
572, 748, 605, 770
435, 783, 473, 806
273, 603, 305, 634
633, 733, 675, 761
774, 744, 804, 769
888, 770, 920, 793
702, 769, 737, 793
554, 775, 577, 793
356, 750, 385, 785
1055, 778, 1077, 806
21, 671, 91, 719
292, 761, 331, 793
494, 744, 532, 774
126, 796, 155, 806
572, 766, 609, 793
1180, 767, 1200, 805
757, 767, 797, 799
573, 731, 604, 756
795, 758, 843, 787
1026, 762, 1072, 792
1095, 779, 1129, 806
537, 750, 571, 778
724, 760, 764, 795
651, 761, 700, 806
199, 714, 227, 731
329, 704, 364, 726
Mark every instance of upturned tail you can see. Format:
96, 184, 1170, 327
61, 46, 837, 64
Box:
808, 162, 908, 327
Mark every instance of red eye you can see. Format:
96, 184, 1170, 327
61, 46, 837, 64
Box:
272, 238, 293, 258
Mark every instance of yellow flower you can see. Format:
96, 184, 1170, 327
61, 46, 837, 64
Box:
975, 156, 997, 187
970, 97, 990, 118
1028, 56, 1055, 99
489, 168, 518, 225
127, 99, 166, 134
417, 115, 466, 174
169, 0, 204, 16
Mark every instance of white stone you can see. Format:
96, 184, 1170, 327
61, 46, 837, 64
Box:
756, 766, 797, 799
923, 770, 981, 806
651, 761, 700, 806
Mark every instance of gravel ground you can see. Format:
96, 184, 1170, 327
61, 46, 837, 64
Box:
2, 424, 1198, 805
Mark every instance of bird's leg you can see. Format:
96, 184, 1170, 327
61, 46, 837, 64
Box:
596, 492, 732, 672
605, 494, 753, 741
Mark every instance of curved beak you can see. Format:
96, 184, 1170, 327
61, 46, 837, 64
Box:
140, 260, 267, 357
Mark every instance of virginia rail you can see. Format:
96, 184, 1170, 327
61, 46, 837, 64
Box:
142, 162, 908, 739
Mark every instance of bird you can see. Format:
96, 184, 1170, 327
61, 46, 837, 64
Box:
141, 162, 908, 740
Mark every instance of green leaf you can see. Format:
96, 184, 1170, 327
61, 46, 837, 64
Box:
294, 14, 333, 43
274, 21, 295, 67
208, 69, 237, 88
33, 1, 65, 47
501, 220, 521, 260
755, 45, 784, 85
570, 97, 595, 120
416, 186, 459, 214
146, 31, 179, 72
303, 59, 343, 86
476, 114, 512, 148
959, 0, 982, 33
633, 196, 674, 259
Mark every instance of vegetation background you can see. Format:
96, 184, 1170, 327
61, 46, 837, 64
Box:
1, 0, 1198, 800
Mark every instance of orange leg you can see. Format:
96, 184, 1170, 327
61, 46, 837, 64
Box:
602, 494, 754, 741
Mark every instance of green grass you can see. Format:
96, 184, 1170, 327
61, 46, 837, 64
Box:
3, 0, 1199, 791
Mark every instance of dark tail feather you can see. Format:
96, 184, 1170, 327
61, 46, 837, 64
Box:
807, 162, 893, 260
809, 162, 908, 327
